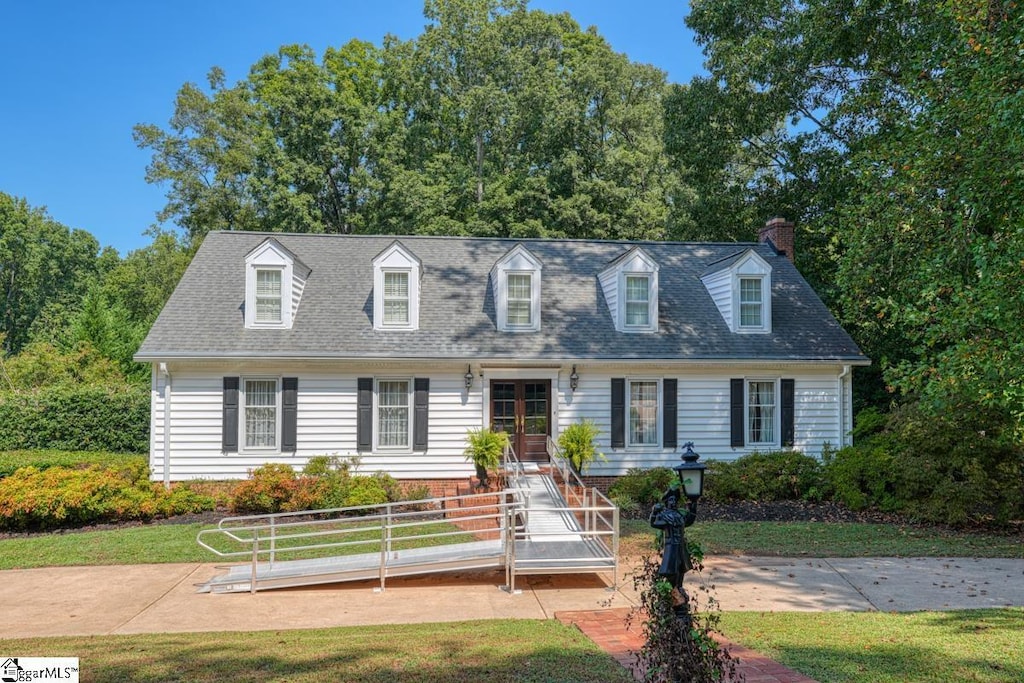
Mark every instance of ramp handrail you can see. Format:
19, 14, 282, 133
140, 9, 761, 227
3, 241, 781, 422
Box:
198, 490, 520, 593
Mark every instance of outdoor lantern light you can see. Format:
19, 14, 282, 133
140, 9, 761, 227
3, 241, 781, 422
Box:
569, 365, 579, 391
673, 442, 706, 502
464, 365, 474, 390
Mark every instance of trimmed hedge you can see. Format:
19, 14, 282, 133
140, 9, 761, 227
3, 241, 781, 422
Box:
0, 460, 214, 531
230, 459, 405, 514
0, 450, 146, 479
705, 450, 828, 503
0, 386, 150, 453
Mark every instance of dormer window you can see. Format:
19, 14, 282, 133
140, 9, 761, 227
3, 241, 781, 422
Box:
701, 249, 773, 334
383, 271, 410, 326
373, 241, 421, 331
599, 247, 659, 333
244, 238, 307, 330
255, 269, 283, 323
492, 244, 542, 332
506, 273, 534, 327
624, 275, 651, 327
739, 277, 763, 328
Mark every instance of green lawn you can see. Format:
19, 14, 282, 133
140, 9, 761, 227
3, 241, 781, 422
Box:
0, 620, 633, 683
620, 519, 1023, 560
718, 609, 1024, 683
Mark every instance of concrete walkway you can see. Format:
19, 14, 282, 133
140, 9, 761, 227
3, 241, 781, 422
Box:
2, 556, 1021, 681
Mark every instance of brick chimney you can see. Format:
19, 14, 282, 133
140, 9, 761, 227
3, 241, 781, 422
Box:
759, 216, 795, 262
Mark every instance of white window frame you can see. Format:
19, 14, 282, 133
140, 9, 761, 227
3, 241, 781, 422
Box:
746, 378, 779, 447
381, 269, 411, 327
738, 276, 765, 330
372, 242, 421, 331
254, 267, 284, 324
240, 377, 281, 452
244, 240, 295, 330
627, 378, 661, 448
505, 271, 534, 328
374, 378, 413, 451
623, 274, 652, 329
492, 245, 542, 332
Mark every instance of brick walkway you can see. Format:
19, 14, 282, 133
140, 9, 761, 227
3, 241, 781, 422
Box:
555, 608, 817, 683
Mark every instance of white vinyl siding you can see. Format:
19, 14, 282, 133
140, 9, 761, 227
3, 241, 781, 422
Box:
255, 269, 282, 323
506, 273, 533, 327
376, 379, 411, 449
382, 271, 410, 326
146, 365, 847, 482
624, 276, 650, 327
739, 278, 763, 328
747, 380, 776, 446
628, 380, 658, 446
243, 379, 278, 449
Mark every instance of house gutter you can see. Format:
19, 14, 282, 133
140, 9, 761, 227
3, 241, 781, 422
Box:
159, 363, 172, 490
838, 364, 851, 448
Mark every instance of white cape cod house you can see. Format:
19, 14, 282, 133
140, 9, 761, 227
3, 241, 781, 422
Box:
135, 219, 868, 486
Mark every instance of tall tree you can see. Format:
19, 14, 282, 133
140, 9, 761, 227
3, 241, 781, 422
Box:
0, 193, 100, 355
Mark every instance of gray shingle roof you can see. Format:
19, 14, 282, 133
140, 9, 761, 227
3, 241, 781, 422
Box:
136, 232, 868, 363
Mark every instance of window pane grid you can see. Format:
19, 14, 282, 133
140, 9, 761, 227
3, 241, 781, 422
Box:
625, 276, 650, 326
748, 381, 776, 444
629, 380, 658, 445
255, 269, 283, 323
382, 272, 410, 325
740, 278, 762, 327
377, 380, 409, 448
244, 380, 277, 448
507, 273, 532, 325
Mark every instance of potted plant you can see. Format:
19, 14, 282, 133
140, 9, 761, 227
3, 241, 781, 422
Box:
464, 427, 509, 489
558, 419, 605, 474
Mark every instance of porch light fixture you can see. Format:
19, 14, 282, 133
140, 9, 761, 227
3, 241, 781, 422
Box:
569, 365, 579, 391
673, 442, 706, 502
464, 365, 474, 390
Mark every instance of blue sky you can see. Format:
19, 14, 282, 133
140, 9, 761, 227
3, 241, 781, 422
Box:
0, 1, 706, 256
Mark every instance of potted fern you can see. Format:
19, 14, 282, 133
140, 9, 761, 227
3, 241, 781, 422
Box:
558, 419, 605, 474
464, 427, 509, 489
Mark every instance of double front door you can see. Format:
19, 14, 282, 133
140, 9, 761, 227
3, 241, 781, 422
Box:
490, 380, 551, 462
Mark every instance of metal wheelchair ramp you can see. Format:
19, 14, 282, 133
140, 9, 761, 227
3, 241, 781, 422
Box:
196, 445, 618, 594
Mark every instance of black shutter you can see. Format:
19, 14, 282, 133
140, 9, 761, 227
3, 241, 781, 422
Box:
663, 379, 678, 449
610, 378, 625, 449
780, 378, 795, 447
730, 378, 745, 448
413, 378, 429, 451
222, 377, 239, 452
357, 377, 373, 453
282, 377, 298, 452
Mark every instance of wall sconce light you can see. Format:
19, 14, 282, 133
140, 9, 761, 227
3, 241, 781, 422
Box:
464, 365, 474, 390
569, 365, 579, 392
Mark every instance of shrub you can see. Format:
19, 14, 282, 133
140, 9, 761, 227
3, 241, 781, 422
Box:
703, 451, 827, 503
608, 467, 676, 517
0, 386, 149, 452
229, 463, 299, 514
0, 462, 214, 530
0, 450, 147, 479
823, 445, 899, 511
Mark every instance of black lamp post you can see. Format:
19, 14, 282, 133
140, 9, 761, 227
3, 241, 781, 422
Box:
650, 441, 705, 622
673, 442, 706, 502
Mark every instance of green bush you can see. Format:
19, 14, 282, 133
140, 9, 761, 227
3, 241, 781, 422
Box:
703, 451, 828, 502
0, 386, 149, 452
830, 402, 1024, 526
0, 450, 147, 478
0, 462, 214, 530
229, 463, 299, 514
608, 467, 676, 516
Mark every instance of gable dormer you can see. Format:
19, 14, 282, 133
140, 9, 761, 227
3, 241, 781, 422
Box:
701, 249, 773, 334
372, 241, 421, 330
491, 244, 542, 332
599, 246, 659, 333
244, 238, 308, 329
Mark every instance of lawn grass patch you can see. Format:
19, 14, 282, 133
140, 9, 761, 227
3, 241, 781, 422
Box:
619, 519, 1023, 559
0, 619, 633, 683
718, 609, 1024, 683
